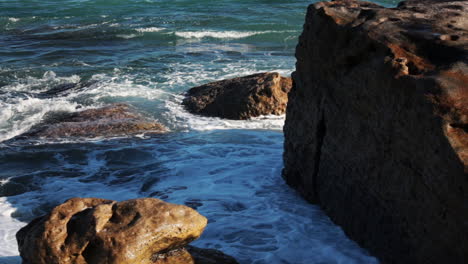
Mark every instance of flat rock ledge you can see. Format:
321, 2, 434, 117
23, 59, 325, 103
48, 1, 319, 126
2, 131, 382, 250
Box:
182, 72, 292, 120
283, 0, 467, 263
14, 103, 166, 140
16, 197, 238, 264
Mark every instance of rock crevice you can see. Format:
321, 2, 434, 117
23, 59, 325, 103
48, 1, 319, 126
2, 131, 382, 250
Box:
311, 112, 326, 204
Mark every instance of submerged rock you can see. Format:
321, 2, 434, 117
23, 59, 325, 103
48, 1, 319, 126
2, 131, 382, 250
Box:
16, 197, 208, 264
182, 72, 292, 120
150, 246, 239, 264
15, 103, 166, 139
151, 248, 195, 264
186, 246, 239, 264
36, 80, 99, 99
283, 0, 467, 263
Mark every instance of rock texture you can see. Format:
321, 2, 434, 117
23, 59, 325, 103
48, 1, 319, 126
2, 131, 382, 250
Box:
16, 198, 208, 264
15, 103, 166, 139
182, 72, 292, 120
283, 0, 468, 264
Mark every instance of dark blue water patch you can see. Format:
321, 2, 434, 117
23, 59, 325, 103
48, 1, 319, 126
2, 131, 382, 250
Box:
0, 256, 20, 264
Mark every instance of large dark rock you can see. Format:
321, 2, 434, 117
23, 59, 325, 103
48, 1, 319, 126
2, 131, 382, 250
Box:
283, 0, 468, 264
16, 197, 237, 264
14, 103, 166, 140
182, 72, 292, 120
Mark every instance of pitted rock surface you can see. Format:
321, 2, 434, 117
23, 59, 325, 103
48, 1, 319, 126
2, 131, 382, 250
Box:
16, 198, 207, 264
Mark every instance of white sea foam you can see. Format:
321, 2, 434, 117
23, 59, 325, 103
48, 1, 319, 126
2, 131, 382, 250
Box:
175, 30, 271, 39
162, 60, 292, 91
0, 71, 89, 142
116, 34, 138, 39
0, 71, 171, 143
135, 27, 164, 33
87, 73, 169, 100
0, 198, 26, 258
73, 23, 100, 30
165, 95, 285, 131
0, 96, 83, 142
8, 18, 20, 22
2, 71, 80, 93
157, 61, 291, 132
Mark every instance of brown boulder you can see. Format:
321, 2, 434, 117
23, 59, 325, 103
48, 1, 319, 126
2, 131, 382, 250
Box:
15, 103, 166, 139
283, 0, 467, 263
16, 197, 207, 264
182, 72, 292, 120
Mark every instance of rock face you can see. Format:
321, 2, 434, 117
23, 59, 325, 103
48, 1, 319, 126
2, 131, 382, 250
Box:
283, 0, 468, 264
15, 103, 166, 139
16, 198, 208, 264
182, 72, 292, 120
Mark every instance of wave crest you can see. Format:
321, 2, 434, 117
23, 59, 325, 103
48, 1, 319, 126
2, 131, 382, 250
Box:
175, 30, 273, 39
135, 27, 164, 33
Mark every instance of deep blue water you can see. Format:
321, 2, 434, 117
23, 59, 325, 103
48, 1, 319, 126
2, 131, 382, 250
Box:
0, 0, 397, 263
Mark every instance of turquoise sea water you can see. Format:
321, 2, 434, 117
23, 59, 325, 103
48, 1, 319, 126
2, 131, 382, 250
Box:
0, 0, 397, 263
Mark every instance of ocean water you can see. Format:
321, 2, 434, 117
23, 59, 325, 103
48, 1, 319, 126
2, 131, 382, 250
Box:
0, 0, 397, 263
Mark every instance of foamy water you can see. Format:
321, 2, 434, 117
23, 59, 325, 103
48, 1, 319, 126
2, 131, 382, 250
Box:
135, 27, 165, 33
165, 95, 285, 131
0, 199, 24, 260
176, 30, 270, 39
0, 131, 378, 264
